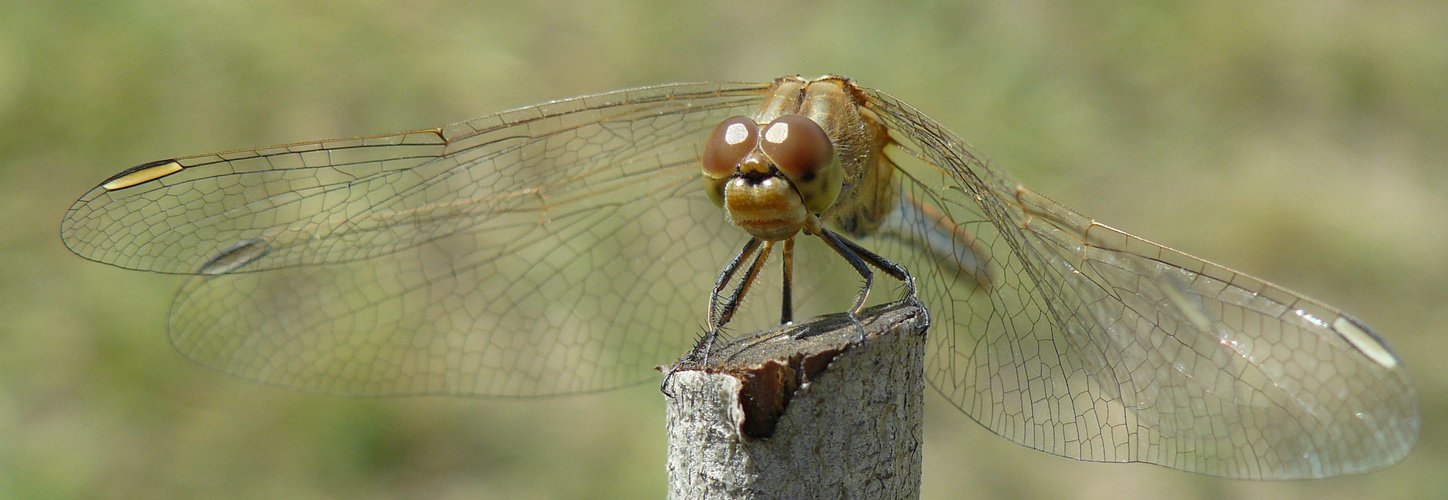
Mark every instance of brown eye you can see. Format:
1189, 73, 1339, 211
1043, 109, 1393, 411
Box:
702, 116, 758, 179
760, 115, 842, 214
760, 115, 833, 184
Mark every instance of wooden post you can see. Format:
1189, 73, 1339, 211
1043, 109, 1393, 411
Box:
663, 300, 929, 500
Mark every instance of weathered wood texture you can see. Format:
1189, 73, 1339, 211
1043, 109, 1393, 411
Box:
664, 300, 929, 500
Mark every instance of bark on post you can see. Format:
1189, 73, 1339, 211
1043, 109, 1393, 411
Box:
663, 300, 929, 500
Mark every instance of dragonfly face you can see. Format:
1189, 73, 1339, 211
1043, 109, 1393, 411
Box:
61, 75, 1418, 479
694, 76, 913, 339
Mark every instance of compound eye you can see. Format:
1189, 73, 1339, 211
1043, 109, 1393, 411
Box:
760, 115, 841, 213
702, 116, 758, 179
760, 115, 833, 184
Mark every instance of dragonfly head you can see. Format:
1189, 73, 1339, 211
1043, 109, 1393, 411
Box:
703, 114, 843, 241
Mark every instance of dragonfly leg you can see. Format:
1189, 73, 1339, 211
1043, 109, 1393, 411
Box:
713, 241, 774, 331
809, 215, 916, 341
664, 239, 775, 398
781, 238, 794, 325
812, 228, 874, 341
831, 230, 916, 299
698, 240, 774, 361
709, 238, 763, 328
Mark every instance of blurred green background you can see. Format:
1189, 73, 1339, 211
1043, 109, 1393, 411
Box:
3, 1, 1445, 499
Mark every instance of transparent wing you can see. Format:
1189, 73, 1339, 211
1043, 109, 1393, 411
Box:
62, 75, 1419, 477
62, 81, 804, 396
858, 88, 1419, 478
64, 82, 767, 274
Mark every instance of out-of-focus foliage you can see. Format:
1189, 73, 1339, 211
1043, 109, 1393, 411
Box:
2, 1, 1443, 498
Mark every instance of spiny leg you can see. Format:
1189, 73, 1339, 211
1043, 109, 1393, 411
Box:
714, 240, 775, 331
709, 238, 762, 328
811, 225, 917, 342
695, 239, 773, 364
666, 238, 765, 396
814, 228, 876, 318
831, 230, 916, 298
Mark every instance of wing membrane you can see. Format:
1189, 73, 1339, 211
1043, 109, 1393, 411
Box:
62, 82, 772, 275
860, 88, 1418, 478
66, 81, 810, 396
61, 77, 1417, 477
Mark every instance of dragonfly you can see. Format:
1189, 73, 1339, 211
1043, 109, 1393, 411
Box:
61, 75, 1418, 479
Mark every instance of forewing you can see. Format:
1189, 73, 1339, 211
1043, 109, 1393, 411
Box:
62, 82, 771, 274
71, 81, 782, 396
860, 88, 1418, 478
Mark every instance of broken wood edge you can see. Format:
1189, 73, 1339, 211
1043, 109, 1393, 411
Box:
663, 300, 929, 500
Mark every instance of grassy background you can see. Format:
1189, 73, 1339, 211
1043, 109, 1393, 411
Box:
3, 1, 1445, 498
